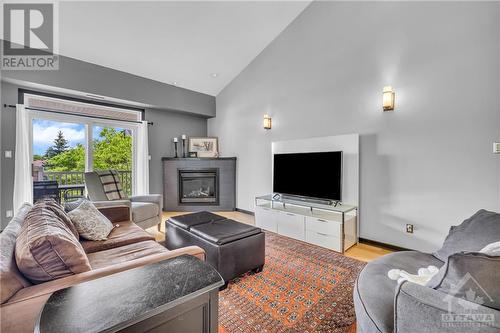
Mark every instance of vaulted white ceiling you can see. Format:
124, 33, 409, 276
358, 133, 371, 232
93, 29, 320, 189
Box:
59, 1, 310, 96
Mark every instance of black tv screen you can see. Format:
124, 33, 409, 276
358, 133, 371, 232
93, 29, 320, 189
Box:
273, 151, 342, 201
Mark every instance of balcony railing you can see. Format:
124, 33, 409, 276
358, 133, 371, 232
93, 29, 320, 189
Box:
42, 170, 132, 201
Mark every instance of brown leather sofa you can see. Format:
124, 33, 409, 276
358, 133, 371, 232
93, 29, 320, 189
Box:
0, 203, 205, 333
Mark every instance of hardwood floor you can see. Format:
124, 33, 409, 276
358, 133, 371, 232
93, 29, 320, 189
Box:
147, 211, 393, 262
344, 242, 393, 262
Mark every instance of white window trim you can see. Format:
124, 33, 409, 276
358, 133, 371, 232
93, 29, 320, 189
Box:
28, 110, 139, 195
24, 93, 142, 122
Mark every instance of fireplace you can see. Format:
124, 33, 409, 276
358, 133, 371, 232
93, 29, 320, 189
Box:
178, 169, 219, 205
163, 157, 235, 211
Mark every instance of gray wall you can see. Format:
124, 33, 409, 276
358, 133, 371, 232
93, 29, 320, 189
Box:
1, 82, 19, 229
0, 81, 207, 229
209, 2, 500, 252
146, 108, 207, 196
1, 51, 214, 229
0, 81, 3, 220
2, 52, 215, 117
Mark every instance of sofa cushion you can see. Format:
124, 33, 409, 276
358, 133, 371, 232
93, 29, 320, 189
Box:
434, 209, 500, 261
41, 199, 79, 239
68, 200, 114, 241
168, 211, 226, 230
87, 240, 168, 269
131, 202, 159, 223
190, 219, 261, 245
15, 202, 91, 284
354, 251, 443, 333
81, 221, 155, 254
0, 203, 33, 304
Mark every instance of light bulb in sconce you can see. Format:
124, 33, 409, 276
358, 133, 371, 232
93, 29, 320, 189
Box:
383, 86, 395, 111
263, 114, 272, 130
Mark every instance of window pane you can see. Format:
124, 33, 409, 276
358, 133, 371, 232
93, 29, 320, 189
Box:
32, 119, 86, 203
92, 125, 133, 196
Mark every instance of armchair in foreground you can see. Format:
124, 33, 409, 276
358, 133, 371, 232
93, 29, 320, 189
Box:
354, 209, 500, 333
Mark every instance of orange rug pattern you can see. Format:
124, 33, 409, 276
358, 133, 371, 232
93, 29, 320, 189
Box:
219, 232, 365, 333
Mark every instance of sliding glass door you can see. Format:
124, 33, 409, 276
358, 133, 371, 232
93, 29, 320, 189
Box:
30, 111, 137, 202
92, 125, 133, 196
32, 118, 87, 202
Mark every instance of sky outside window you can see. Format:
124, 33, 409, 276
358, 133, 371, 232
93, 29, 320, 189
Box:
32, 119, 85, 156
32, 120, 130, 157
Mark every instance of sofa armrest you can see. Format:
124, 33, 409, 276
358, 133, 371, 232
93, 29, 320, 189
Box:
130, 194, 163, 212
97, 205, 130, 223
395, 281, 500, 332
92, 199, 132, 219
1, 246, 205, 333
6, 246, 205, 305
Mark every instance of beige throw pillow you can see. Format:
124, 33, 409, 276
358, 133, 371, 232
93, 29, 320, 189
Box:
68, 200, 114, 240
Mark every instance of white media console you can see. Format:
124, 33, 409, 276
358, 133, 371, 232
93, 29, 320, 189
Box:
255, 195, 358, 253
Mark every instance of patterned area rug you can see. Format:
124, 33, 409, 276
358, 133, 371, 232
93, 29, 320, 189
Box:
219, 232, 365, 333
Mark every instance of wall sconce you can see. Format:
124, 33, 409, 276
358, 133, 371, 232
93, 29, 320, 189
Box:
263, 114, 272, 130
494, 142, 500, 154
383, 86, 395, 111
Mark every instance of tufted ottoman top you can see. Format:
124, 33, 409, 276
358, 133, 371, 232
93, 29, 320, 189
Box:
168, 211, 226, 230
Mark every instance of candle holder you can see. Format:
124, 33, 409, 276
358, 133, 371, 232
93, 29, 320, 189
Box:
173, 138, 179, 158
182, 137, 187, 158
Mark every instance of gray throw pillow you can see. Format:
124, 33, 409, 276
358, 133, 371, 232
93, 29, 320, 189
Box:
427, 252, 500, 311
68, 200, 114, 241
434, 209, 500, 262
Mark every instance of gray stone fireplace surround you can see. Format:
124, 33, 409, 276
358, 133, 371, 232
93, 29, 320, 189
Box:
162, 157, 236, 211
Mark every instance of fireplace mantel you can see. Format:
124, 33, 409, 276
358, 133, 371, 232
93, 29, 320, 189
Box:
162, 157, 236, 211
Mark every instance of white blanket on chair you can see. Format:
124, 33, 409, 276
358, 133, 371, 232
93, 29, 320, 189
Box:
387, 265, 439, 285
387, 241, 500, 286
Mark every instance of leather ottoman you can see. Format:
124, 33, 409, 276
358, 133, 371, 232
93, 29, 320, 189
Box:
165, 212, 265, 285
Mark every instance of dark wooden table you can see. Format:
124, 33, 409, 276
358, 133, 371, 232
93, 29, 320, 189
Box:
35, 255, 224, 333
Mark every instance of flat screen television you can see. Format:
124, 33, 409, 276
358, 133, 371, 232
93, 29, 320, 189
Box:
273, 151, 342, 201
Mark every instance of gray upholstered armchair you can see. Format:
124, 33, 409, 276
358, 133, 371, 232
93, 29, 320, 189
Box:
84, 171, 163, 230
354, 209, 500, 333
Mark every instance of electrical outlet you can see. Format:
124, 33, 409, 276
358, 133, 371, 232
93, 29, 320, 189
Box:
6, 210, 13, 218
494, 142, 500, 154
4, 150, 12, 158
406, 224, 414, 233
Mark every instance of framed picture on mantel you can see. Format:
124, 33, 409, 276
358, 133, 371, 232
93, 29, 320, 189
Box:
188, 137, 219, 158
